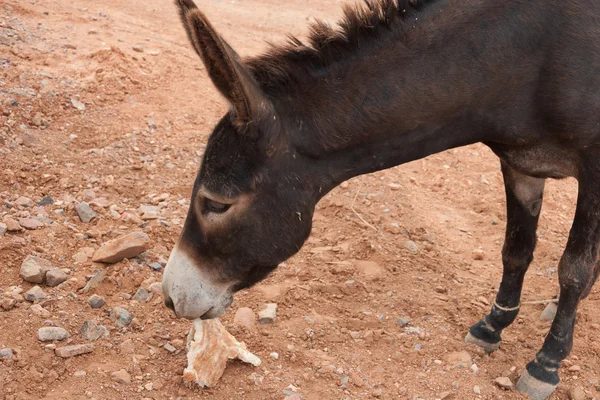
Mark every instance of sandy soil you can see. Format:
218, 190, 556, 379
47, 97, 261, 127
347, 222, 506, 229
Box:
1, 0, 599, 399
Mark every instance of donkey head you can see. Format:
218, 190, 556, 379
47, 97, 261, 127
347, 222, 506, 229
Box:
163, 0, 320, 319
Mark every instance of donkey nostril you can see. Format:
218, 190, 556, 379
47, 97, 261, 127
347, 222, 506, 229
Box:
164, 296, 175, 312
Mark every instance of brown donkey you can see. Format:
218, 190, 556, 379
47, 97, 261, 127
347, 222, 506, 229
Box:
162, 0, 600, 398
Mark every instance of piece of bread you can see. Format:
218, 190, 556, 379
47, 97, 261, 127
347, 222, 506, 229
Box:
183, 318, 261, 388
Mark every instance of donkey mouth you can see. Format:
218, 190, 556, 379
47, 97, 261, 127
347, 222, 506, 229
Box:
197, 294, 234, 320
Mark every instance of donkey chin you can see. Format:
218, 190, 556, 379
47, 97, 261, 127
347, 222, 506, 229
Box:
161, 245, 234, 320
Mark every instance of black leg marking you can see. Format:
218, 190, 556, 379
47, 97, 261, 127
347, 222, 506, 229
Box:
466, 164, 544, 352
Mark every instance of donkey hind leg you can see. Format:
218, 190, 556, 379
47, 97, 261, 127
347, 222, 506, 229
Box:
516, 173, 600, 400
465, 163, 545, 353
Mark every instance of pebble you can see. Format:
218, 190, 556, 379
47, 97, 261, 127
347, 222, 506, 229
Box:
132, 45, 144, 52
444, 351, 472, 368
568, 386, 586, 400
569, 365, 582, 372
38, 195, 54, 206
270, 352, 279, 360
111, 369, 131, 384
110, 307, 133, 327
405, 240, 419, 254
55, 344, 94, 358
71, 98, 86, 111
0, 297, 16, 311
494, 377, 514, 390
46, 268, 68, 287
148, 262, 162, 271
30, 112, 45, 127
540, 302, 558, 321
15, 196, 34, 207
164, 343, 176, 353
133, 287, 152, 303
74, 370, 87, 377
4, 218, 23, 232
0, 348, 14, 360
148, 282, 162, 294
258, 303, 277, 324
234, 307, 256, 330
38, 327, 69, 342
88, 294, 106, 309
0, 222, 6, 236
472, 248, 486, 260
80, 320, 109, 341
24, 286, 47, 302
20, 255, 52, 283
284, 395, 302, 400
396, 317, 411, 327
120, 339, 135, 354
30, 304, 50, 318
473, 385, 481, 394
75, 202, 97, 223
18, 218, 44, 230
92, 232, 151, 263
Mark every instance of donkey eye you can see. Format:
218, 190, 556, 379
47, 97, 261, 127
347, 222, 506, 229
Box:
204, 198, 231, 214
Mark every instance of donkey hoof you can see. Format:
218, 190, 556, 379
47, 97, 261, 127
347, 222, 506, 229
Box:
464, 331, 501, 353
516, 363, 559, 400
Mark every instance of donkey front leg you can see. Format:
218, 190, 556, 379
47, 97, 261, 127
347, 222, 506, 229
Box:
516, 175, 600, 400
465, 163, 545, 353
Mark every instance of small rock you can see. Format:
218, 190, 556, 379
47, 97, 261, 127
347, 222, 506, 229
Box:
0, 222, 6, 236
110, 307, 133, 327
133, 287, 152, 303
270, 352, 279, 360
81, 269, 105, 293
4, 218, 23, 232
74, 370, 87, 377
569, 365, 582, 372
0, 297, 16, 311
132, 45, 144, 52
38, 327, 69, 342
46, 268, 68, 287
284, 395, 302, 400
568, 386, 586, 400
405, 240, 419, 254
120, 339, 135, 354
444, 351, 472, 368
88, 294, 106, 309
30, 304, 50, 318
540, 302, 558, 321
71, 98, 86, 111
472, 248, 485, 260
80, 320, 109, 341
473, 386, 481, 394
15, 196, 34, 207
438, 391, 453, 399
75, 202, 97, 223
18, 218, 44, 230
148, 282, 162, 294
164, 343, 176, 353
234, 307, 256, 330
92, 232, 151, 263
38, 195, 54, 206
148, 262, 162, 271
55, 344, 94, 358
258, 303, 277, 324
372, 388, 383, 398
111, 369, 131, 384
494, 377, 514, 390
24, 286, 47, 302
30, 112, 44, 127
0, 348, 14, 360
20, 255, 52, 283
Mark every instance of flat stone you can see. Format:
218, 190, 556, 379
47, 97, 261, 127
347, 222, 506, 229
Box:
71, 98, 86, 111
15, 196, 34, 207
30, 304, 50, 317
258, 303, 277, 324
444, 351, 472, 368
148, 262, 162, 271
80, 320, 109, 341
75, 202, 97, 223
111, 369, 131, 384
164, 343, 176, 353
55, 344, 94, 358
110, 307, 133, 327
569, 386, 586, 400
396, 317, 411, 327
133, 287, 152, 303
234, 307, 256, 330
405, 240, 419, 254
132, 45, 144, 53
46, 268, 68, 287
74, 370, 87, 377
92, 232, 151, 263
18, 218, 44, 230
494, 376, 514, 390
81, 269, 105, 293
88, 294, 106, 309
4, 218, 23, 232
38, 195, 54, 206
20, 255, 52, 283
38, 327, 69, 342
0, 348, 13, 360
24, 286, 47, 302
0, 222, 6, 236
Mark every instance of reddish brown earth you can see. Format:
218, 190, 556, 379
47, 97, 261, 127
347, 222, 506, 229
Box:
1, 0, 599, 399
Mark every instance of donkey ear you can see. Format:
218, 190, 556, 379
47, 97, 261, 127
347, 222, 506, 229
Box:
176, 0, 271, 129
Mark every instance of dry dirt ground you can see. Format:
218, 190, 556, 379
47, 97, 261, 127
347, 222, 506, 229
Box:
1, 0, 599, 399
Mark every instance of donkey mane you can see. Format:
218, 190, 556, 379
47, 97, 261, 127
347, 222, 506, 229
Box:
246, 0, 437, 92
